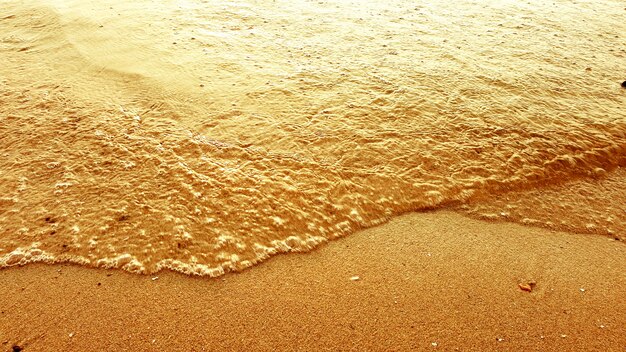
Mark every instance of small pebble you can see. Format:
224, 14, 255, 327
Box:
431, 342, 438, 347
621, 81, 626, 88
519, 283, 533, 292
350, 276, 360, 281
12, 346, 23, 352
151, 276, 159, 281
69, 332, 74, 338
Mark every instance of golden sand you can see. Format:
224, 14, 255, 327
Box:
0, 0, 625, 276
1, 212, 625, 351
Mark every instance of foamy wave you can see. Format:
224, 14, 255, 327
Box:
1, 0, 624, 276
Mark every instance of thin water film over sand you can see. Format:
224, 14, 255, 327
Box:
0, 0, 625, 275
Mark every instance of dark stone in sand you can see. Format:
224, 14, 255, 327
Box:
12, 346, 23, 352
621, 81, 626, 88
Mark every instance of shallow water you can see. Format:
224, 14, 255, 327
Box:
1, 0, 625, 275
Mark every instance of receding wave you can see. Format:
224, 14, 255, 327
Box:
0, 0, 624, 275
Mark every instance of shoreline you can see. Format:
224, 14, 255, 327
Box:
1, 211, 624, 351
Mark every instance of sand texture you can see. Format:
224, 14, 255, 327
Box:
0, 0, 626, 350
1, 212, 625, 351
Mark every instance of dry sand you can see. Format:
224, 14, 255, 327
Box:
1, 211, 625, 351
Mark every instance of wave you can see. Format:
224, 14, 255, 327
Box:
1, 0, 624, 276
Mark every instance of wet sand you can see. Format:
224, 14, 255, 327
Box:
2, 211, 625, 351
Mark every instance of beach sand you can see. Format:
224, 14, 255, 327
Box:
2, 211, 625, 351
1, 0, 626, 350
